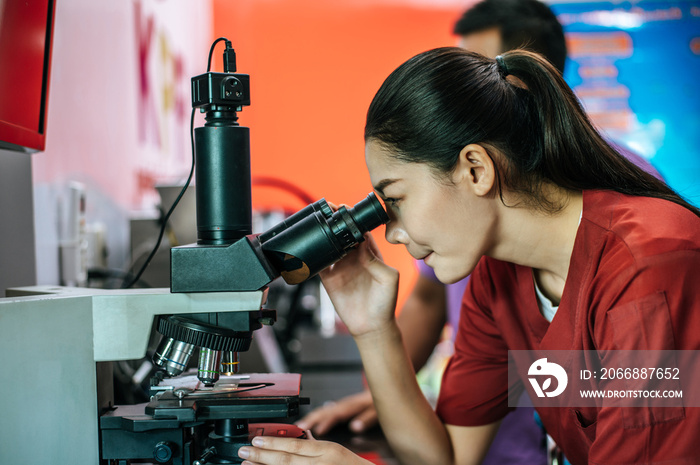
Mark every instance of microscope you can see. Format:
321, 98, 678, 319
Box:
0, 40, 387, 465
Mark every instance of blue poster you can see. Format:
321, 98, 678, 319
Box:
551, 1, 700, 206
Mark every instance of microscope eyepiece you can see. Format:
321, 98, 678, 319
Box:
257, 198, 333, 244
259, 192, 389, 284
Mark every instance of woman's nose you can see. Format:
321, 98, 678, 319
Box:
385, 219, 409, 245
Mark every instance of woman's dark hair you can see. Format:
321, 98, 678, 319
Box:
365, 47, 700, 216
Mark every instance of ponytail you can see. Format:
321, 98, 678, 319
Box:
366, 47, 700, 217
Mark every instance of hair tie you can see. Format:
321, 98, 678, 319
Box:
495, 55, 509, 77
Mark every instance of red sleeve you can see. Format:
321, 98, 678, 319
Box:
435, 258, 515, 426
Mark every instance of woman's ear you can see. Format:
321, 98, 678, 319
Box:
453, 143, 496, 197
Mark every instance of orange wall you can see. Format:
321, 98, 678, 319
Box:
212, 0, 472, 310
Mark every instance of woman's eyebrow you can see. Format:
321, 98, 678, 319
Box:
373, 178, 400, 196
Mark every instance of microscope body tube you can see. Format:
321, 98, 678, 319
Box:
195, 119, 252, 245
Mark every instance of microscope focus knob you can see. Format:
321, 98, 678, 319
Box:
153, 441, 175, 463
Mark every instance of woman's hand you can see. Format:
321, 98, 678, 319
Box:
320, 232, 399, 338
238, 435, 373, 465
295, 390, 377, 436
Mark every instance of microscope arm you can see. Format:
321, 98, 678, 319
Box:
5, 286, 267, 362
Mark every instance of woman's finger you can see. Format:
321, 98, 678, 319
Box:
363, 232, 384, 261
239, 436, 369, 465
250, 436, 325, 455
350, 405, 379, 433
238, 437, 330, 464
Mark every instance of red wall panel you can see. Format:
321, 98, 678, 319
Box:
212, 0, 470, 310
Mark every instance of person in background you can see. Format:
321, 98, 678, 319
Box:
454, 0, 566, 73
297, 1, 661, 463
454, 0, 662, 179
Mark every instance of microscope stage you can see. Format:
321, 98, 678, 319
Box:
101, 373, 306, 432
149, 373, 303, 421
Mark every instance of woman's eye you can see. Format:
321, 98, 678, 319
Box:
384, 197, 400, 207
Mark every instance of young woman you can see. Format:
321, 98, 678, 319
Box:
237, 47, 700, 465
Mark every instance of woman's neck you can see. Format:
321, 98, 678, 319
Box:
490, 188, 583, 303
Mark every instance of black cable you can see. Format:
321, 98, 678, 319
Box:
207, 37, 231, 72
122, 108, 196, 288
122, 37, 232, 289
89, 267, 151, 289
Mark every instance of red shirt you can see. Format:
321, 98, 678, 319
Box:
436, 190, 700, 464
